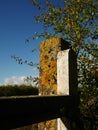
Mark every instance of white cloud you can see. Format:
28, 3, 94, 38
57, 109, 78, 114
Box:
4, 76, 26, 85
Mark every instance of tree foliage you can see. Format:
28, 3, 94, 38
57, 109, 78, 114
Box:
31, 0, 98, 129
32, 0, 98, 46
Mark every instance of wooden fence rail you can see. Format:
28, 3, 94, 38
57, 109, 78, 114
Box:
0, 95, 78, 129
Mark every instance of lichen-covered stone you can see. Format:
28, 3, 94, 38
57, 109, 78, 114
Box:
39, 37, 70, 130
39, 36, 70, 95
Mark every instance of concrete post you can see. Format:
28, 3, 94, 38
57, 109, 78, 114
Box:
57, 49, 77, 130
57, 49, 77, 95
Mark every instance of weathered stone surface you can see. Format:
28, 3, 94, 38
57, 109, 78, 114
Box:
57, 49, 77, 95
57, 50, 69, 95
39, 36, 70, 95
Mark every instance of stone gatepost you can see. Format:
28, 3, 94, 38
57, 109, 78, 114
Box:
57, 49, 77, 95
39, 37, 70, 130
57, 49, 77, 130
39, 37, 70, 96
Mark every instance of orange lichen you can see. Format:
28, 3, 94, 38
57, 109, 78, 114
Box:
53, 84, 57, 92
40, 37, 61, 95
41, 72, 50, 87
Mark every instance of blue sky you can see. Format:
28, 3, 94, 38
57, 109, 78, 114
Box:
0, 0, 44, 85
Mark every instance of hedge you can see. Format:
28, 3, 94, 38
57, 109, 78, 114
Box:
0, 85, 38, 96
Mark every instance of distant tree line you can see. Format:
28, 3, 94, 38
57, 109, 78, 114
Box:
0, 85, 38, 96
